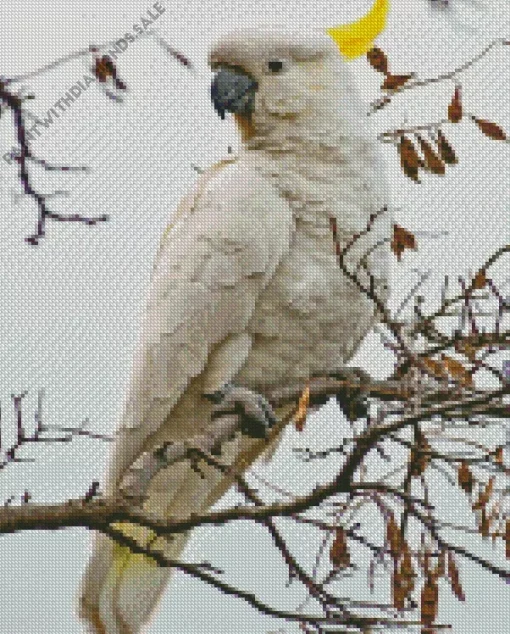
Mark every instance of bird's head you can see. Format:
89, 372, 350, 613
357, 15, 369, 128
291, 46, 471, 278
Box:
208, 28, 355, 141
207, 0, 389, 142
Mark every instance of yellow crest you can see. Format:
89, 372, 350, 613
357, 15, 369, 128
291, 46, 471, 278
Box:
326, 0, 389, 60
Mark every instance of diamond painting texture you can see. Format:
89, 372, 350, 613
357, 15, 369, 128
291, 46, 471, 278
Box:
0, 1, 508, 633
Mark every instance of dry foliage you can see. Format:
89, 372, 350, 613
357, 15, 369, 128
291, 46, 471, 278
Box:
293, 382, 311, 432
391, 223, 418, 260
329, 527, 351, 569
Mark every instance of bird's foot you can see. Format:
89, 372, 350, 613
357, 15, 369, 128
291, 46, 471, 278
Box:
204, 384, 277, 439
320, 366, 371, 422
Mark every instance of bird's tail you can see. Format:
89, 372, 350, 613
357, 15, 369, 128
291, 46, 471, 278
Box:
79, 456, 226, 634
78, 429, 273, 634
79, 527, 176, 634
79, 408, 289, 634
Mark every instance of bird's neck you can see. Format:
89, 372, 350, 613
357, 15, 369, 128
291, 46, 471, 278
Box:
236, 110, 386, 234
239, 115, 380, 186
239, 104, 375, 166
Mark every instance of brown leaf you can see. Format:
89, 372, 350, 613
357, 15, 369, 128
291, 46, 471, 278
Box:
398, 136, 422, 183
436, 130, 458, 165
448, 86, 463, 123
415, 134, 445, 175
472, 117, 507, 141
441, 354, 473, 386
472, 269, 487, 289
330, 527, 351, 569
400, 543, 416, 594
434, 549, 446, 579
382, 73, 413, 91
422, 356, 447, 379
93, 55, 116, 82
479, 507, 491, 538
387, 514, 402, 561
293, 383, 310, 432
473, 476, 495, 511
458, 460, 474, 495
421, 576, 439, 626
454, 339, 477, 361
367, 47, 388, 74
392, 570, 407, 611
485, 476, 495, 500
93, 58, 108, 83
399, 137, 421, 168
447, 552, 466, 601
411, 431, 431, 477
391, 223, 418, 261
492, 446, 504, 466
401, 161, 420, 183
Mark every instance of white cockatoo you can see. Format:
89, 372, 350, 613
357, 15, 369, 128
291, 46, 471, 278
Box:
79, 2, 391, 632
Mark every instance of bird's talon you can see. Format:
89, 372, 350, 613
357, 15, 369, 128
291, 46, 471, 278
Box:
206, 384, 277, 439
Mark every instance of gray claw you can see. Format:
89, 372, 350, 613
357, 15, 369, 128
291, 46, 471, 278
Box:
205, 384, 277, 439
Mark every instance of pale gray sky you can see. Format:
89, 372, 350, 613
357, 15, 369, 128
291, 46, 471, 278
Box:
0, 1, 508, 632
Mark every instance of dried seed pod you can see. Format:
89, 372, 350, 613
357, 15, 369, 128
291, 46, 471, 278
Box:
421, 547, 432, 577
421, 576, 439, 627
479, 507, 491, 538
391, 223, 417, 261
472, 269, 487, 289
441, 354, 473, 387
447, 552, 466, 601
458, 460, 474, 495
505, 519, 510, 560
448, 86, 463, 123
410, 430, 431, 477
367, 47, 388, 74
93, 56, 113, 83
392, 570, 407, 611
386, 514, 402, 561
433, 549, 446, 579
382, 73, 413, 90
415, 134, 445, 175
400, 543, 416, 594
435, 129, 458, 165
398, 136, 422, 182
472, 117, 507, 140
330, 527, 351, 569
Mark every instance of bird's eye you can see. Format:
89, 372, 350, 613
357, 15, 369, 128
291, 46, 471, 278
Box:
267, 60, 284, 74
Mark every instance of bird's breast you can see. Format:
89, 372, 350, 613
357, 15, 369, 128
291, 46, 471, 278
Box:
233, 146, 389, 388
237, 224, 377, 388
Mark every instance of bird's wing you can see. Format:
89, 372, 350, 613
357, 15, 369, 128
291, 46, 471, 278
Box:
79, 158, 294, 634
104, 157, 294, 486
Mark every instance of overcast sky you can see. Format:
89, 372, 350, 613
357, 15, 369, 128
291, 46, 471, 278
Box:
0, 1, 508, 632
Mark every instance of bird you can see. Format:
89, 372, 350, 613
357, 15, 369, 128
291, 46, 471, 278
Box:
79, 12, 391, 634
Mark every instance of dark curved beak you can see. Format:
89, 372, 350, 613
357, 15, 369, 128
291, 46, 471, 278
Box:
210, 67, 258, 120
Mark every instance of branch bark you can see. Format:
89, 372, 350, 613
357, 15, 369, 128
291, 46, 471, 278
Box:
0, 385, 505, 538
